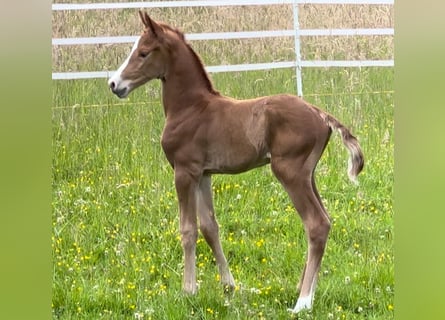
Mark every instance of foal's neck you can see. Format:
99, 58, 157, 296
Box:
161, 42, 219, 115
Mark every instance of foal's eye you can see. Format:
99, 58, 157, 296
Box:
139, 51, 150, 58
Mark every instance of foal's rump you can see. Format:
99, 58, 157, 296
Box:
261, 94, 331, 157
260, 94, 364, 182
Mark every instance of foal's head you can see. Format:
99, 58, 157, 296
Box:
108, 11, 175, 98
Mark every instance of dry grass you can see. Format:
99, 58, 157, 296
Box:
52, 3, 394, 72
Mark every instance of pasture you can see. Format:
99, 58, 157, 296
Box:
52, 3, 393, 319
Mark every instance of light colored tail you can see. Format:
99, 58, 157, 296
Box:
324, 114, 364, 185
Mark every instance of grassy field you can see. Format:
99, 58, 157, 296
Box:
52, 3, 394, 320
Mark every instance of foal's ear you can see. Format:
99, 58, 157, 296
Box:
139, 10, 163, 37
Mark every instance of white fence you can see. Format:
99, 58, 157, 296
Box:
52, 0, 394, 96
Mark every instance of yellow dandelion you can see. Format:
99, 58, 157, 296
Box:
256, 238, 265, 247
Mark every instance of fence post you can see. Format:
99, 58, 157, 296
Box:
292, 0, 303, 97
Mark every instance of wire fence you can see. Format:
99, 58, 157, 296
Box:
52, 90, 394, 110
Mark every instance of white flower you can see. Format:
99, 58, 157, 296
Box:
144, 308, 154, 315
134, 311, 144, 319
250, 287, 261, 294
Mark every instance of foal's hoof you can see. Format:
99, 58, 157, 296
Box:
288, 296, 312, 314
183, 289, 198, 296
288, 306, 310, 314
223, 283, 235, 295
221, 273, 236, 295
183, 283, 198, 295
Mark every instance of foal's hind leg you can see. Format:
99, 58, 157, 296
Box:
271, 157, 331, 313
296, 175, 330, 293
197, 175, 235, 291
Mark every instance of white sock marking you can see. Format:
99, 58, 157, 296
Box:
288, 281, 316, 314
289, 295, 312, 313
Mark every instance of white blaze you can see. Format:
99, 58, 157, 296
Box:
108, 36, 141, 89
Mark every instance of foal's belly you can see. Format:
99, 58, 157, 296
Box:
203, 145, 271, 174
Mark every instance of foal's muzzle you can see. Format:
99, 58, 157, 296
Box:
109, 81, 129, 98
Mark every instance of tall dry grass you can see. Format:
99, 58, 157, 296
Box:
52, 3, 393, 72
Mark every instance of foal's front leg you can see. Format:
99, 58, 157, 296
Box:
174, 168, 199, 294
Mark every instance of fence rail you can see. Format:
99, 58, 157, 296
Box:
52, 0, 394, 11
52, 0, 394, 96
52, 28, 394, 46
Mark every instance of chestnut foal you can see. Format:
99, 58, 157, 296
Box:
108, 11, 364, 314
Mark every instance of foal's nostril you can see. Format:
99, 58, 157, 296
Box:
110, 81, 116, 90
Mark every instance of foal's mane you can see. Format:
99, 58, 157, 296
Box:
159, 23, 220, 95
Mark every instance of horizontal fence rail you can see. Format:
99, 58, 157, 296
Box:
52, 0, 395, 11
52, 60, 394, 80
52, 28, 394, 46
52, 0, 394, 96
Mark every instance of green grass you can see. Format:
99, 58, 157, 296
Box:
52, 66, 393, 319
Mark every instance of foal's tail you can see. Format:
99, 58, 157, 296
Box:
323, 113, 364, 185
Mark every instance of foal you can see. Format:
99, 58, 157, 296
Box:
108, 11, 364, 314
